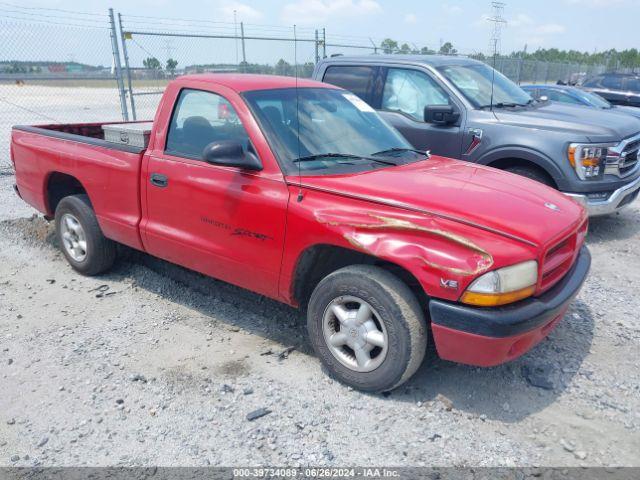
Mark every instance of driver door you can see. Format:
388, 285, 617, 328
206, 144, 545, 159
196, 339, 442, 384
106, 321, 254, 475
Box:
141, 88, 289, 298
377, 67, 464, 158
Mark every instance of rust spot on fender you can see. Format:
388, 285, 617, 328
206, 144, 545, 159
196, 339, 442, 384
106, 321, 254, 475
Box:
343, 233, 367, 250
316, 211, 494, 276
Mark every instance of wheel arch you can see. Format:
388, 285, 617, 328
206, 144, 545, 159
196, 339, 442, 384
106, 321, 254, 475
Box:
477, 147, 565, 189
44, 171, 89, 217
291, 243, 427, 312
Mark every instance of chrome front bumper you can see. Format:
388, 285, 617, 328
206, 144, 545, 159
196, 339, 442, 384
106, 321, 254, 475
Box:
565, 174, 640, 216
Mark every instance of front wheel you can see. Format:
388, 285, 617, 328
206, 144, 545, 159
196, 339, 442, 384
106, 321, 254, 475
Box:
505, 165, 554, 188
307, 265, 427, 392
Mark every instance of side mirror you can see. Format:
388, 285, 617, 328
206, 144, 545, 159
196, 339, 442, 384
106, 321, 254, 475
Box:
423, 104, 460, 125
202, 141, 262, 171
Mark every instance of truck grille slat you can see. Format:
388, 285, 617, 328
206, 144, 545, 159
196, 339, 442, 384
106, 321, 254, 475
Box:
538, 220, 587, 293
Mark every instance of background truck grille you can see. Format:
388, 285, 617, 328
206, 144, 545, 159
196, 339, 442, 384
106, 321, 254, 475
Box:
620, 140, 639, 176
606, 136, 640, 177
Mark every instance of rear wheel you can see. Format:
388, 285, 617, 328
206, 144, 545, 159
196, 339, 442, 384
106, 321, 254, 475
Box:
307, 265, 427, 392
505, 165, 554, 187
55, 194, 116, 275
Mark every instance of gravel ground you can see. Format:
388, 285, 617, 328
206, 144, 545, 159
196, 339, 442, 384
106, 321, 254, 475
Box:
0, 173, 639, 467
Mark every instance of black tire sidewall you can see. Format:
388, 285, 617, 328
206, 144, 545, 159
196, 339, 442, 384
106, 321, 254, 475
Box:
307, 269, 416, 392
506, 166, 553, 187
54, 195, 111, 275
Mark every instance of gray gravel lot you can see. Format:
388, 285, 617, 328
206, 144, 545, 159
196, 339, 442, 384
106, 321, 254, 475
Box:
0, 174, 639, 467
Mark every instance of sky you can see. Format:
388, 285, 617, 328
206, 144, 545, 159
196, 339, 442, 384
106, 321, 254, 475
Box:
2, 0, 640, 66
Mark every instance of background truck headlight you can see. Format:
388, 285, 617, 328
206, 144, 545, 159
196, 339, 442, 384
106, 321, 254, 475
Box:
568, 143, 615, 180
461, 260, 538, 306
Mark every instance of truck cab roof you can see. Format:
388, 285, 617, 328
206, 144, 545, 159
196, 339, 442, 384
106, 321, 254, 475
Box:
174, 73, 334, 93
317, 54, 485, 68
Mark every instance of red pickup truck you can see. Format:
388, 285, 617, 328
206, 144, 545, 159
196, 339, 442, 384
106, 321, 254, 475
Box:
11, 74, 591, 392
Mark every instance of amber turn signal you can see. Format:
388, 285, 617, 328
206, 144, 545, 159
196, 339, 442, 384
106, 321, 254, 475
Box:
460, 285, 536, 307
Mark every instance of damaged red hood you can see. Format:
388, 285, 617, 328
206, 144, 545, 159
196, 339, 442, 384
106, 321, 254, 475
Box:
291, 156, 586, 248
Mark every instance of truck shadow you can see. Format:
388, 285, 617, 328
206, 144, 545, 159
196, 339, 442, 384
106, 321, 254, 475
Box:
116, 248, 595, 422
587, 206, 640, 244
3, 215, 596, 422
118, 248, 311, 352
398, 298, 595, 422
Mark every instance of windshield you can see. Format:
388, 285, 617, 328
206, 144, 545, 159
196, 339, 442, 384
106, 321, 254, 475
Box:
575, 89, 612, 108
438, 63, 532, 108
243, 87, 420, 174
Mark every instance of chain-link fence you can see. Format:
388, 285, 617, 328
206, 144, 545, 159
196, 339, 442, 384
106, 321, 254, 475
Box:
118, 16, 326, 120
0, 5, 628, 171
0, 5, 126, 171
474, 56, 607, 85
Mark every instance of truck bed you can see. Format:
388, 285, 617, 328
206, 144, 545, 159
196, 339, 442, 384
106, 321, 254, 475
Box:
13, 121, 150, 154
11, 121, 149, 251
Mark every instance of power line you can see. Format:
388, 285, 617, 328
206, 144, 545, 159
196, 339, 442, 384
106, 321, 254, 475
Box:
0, 1, 106, 17
0, 14, 110, 29
0, 8, 107, 25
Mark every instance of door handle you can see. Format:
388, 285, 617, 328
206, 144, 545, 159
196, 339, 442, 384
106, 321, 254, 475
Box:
150, 173, 168, 188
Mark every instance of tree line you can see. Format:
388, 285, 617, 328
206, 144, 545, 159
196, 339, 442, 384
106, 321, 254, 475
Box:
138, 41, 640, 78
377, 39, 640, 69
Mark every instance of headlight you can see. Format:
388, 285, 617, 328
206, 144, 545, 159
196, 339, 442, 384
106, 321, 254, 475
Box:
568, 143, 615, 180
460, 260, 538, 307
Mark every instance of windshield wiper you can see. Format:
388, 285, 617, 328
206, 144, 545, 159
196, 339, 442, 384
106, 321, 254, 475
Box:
292, 153, 397, 166
479, 102, 518, 109
371, 147, 430, 158
479, 100, 532, 109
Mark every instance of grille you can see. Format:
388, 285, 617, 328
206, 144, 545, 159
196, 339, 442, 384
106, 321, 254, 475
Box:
539, 220, 587, 293
620, 142, 639, 176
606, 136, 640, 177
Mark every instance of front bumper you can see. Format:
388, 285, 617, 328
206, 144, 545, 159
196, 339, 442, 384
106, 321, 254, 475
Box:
428, 246, 591, 367
564, 174, 640, 216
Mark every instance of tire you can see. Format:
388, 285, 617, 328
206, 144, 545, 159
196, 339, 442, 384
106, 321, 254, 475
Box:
54, 194, 116, 276
307, 265, 427, 392
505, 165, 554, 187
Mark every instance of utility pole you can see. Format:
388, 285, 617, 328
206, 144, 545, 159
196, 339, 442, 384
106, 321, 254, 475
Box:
163, 39, 174, 63
322, 28, 326, 58
369, 38, 378, 54
240, 22, 247, 69
234, 9, 239, 66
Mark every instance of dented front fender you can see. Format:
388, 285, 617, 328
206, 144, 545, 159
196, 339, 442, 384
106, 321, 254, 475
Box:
280, 188, 537, 304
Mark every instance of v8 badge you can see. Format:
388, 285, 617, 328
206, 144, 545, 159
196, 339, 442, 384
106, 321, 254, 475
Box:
440, 278, 459, 290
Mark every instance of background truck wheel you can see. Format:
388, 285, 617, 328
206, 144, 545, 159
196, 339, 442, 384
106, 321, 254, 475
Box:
307, 265, 428, 392
505, 165, 554, 187
54, 194, 116, 276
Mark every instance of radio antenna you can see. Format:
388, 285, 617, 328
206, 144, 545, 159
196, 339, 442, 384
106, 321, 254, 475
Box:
294, 24, 303, 202
488, 1, 506, 111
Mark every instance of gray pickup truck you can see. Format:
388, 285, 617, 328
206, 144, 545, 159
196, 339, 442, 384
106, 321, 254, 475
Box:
313, 55, 640, 216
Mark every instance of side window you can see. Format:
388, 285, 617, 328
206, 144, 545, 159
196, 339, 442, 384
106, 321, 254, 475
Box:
547, 90, 582, 105
582, 76, 602, 88
526, 88, 539, 99
323, 66, 375, 102
602, 75, 623, 90
381, 68, 450, 121
624, 77, 640, 92
165, 89, 250, 159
